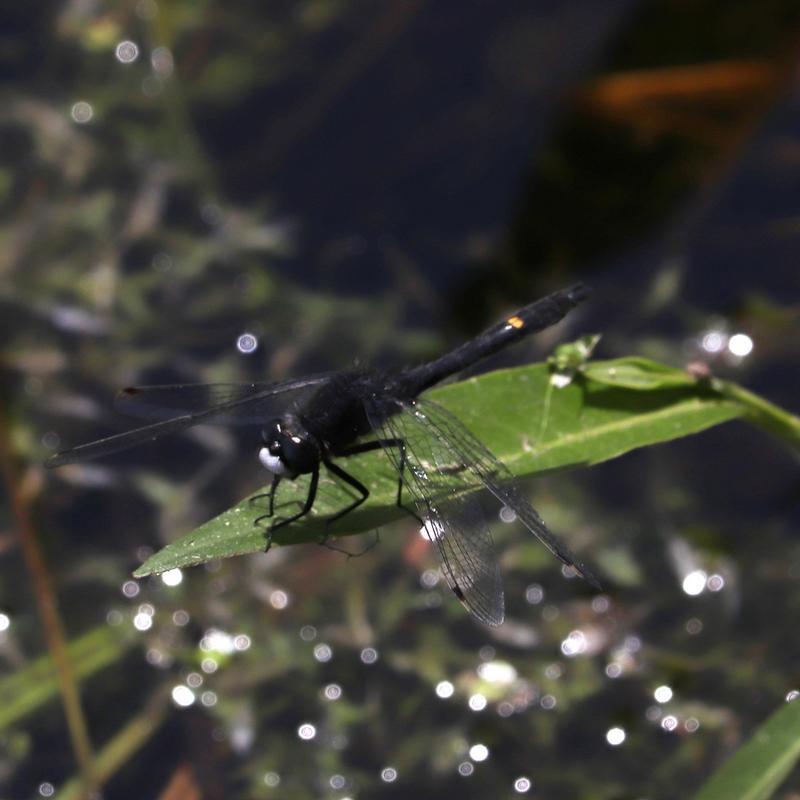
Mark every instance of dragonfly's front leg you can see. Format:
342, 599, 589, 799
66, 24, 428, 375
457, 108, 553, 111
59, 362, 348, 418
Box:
254, 470, 319, 551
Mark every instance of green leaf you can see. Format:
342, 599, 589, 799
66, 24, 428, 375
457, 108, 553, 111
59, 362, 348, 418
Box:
694, 699, 800, 800
134, 356, 763, 577
0, 625, 135, 731
581, 356, 697, 390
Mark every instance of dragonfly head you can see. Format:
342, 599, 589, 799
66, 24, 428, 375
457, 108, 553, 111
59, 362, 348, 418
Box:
259, 414, 320, 478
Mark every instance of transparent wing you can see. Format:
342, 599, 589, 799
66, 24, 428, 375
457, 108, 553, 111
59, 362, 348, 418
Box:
114, 373, 335, 423
412, 399, 600, 589
364, 397, 505, 626
45, 374, 334, 468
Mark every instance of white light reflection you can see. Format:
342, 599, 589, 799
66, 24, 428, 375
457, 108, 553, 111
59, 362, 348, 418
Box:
435, 680, 454, 699
201, 691, 217, 707
728, 333, 753, 357
329, 775, 346, 790
661, 715, 679, 732
313, 643, 333, 663
324, 683, 342, 701
606, 727, 626, 746
360, 647, 378, 664
115, 40, 140, 63
234, 634, 251, 651
707, 573, 725, 592
263, 772, 280, 787
70, 101, 93, 123
645, 705, 662, 722
654, 685, 673, 703
458, 762, 474, 776
525, 584, 544, 604
122, 580, 140, 598
38, 783, 55, 797
236, 332, 258, 354
186, 672, 203, 688
469, 743, 489, 762
133, 612, 153, 631
624, 635, 642, 652
297, 723, 316, 741
514, 776, 532, 793
786, 690, 800, 702
544, 663, 563, 680
686, 617, 703, 635
477, 660, 517, 684
201, 629, 235, 654
150, 46, 174, 76
420, 569, 440, 588
498, 701, 515, 718
420, 519, 442, 541
468, 693, 487, 711
380, 767, 398, 783
41, 431, 60, 449
161, 568, 183, 587
540, 694, 557, 710
300, 625, 317, 641
605, 662, 622, 679
106, 610, 123, 626
701, 331, 727, 353
0, 613, 9, 632
682, 570, 707, 596
561, 629, 587, 657
171, 685, 195, 707
270, 590, 289, 609
478, 645, 495, 661
499, 505, 517, 523
172, 610, 190, 626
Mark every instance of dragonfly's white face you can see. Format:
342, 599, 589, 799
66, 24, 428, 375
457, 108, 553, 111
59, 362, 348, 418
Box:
258, 446, 292, 476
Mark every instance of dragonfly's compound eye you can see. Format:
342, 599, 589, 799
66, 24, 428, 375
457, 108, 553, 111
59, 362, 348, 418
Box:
278, 430, 320, 474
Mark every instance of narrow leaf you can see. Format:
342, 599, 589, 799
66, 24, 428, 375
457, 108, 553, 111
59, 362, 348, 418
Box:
0, 625, 135, 731
134, 357, 756, 576
694, 699, 800, 800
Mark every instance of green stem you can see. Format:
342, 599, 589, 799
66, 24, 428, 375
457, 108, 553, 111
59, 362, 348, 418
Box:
712, 378, 800, 448
55, 696, 169, 800
0, 396, 97, 796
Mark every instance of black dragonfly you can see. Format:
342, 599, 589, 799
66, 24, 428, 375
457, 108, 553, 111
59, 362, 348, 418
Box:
47, 284, 598, 625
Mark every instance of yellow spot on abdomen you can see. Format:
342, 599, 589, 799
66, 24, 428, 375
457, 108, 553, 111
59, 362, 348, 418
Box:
507, 315, 525, 329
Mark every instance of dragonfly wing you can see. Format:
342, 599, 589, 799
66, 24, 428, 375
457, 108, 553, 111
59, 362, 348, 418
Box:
114, 373, 335, 424
413, 399, 600, 589
46, 374, 334, 467
364, 397, 505, 626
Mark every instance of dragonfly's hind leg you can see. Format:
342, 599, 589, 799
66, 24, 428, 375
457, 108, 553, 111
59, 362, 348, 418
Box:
333, 438, 423, 525
320, 529, 381, 559
312, 455, 386, 551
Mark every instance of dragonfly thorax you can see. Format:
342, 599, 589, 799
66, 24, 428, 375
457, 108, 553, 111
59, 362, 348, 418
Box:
258, 414, 321, 478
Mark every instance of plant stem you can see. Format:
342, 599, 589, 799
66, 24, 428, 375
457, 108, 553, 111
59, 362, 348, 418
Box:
0, 397, 97, 797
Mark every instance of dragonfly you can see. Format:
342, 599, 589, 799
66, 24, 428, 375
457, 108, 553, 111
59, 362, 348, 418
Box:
47, 284, 599, 625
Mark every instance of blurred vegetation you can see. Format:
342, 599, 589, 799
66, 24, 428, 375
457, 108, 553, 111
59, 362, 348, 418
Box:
1, 2, 799, 799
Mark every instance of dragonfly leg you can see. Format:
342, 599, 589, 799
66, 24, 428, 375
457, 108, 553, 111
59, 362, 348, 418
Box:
322, 457, 369, 523
259, 468, 319, 551
334, 438, 422, 525
251, 475, 280, 516
320, 529, 381, 558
